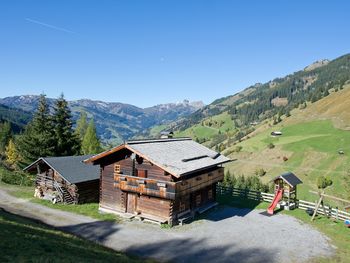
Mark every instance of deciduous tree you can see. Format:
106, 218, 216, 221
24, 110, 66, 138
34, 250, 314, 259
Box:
82, 118, 102, 154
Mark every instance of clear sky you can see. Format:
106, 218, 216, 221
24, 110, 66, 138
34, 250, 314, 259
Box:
1, 0, 349, 107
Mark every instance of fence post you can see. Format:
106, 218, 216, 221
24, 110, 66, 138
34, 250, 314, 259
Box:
336, 207, 339, 221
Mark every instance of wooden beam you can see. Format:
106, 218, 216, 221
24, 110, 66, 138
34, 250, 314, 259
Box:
311, 191, 324, 222
309, 190, 350, 204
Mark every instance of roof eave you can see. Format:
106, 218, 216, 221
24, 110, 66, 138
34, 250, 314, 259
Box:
178, 159, 233, 177
84, 144, 126, 164
23, 157, 45, 172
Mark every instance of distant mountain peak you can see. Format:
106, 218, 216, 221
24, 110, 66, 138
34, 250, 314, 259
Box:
304, 59, 330, 71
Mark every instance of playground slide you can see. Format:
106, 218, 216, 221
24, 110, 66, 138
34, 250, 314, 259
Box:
267, 189, 283, 215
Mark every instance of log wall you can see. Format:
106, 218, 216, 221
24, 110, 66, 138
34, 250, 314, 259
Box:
76, 179, 99, 203
117, 158, 172, 182
136, 195, 171, 220
100, 163, 125, 212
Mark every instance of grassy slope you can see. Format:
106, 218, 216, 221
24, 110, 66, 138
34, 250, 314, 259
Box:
225, 86, 350, 202
176, 112, 235, 141
0, 209, 144, 263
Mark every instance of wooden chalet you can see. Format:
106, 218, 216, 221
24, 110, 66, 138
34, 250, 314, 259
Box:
85, 138, 231, 225
24, 155, 100, 204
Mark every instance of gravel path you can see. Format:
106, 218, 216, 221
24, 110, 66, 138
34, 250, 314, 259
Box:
0, 188, 335, 263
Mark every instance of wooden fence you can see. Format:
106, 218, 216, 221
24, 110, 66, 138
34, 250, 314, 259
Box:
217, 185, 350, 221
298, 199, 350, 221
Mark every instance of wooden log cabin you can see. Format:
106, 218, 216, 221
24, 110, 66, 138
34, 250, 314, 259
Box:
85, 138, 231, 225
24, 155, 100, 204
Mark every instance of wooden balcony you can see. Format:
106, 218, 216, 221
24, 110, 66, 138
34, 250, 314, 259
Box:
114, 167, 224, 200
175, 167, 224, 196
114, 174, 176, 200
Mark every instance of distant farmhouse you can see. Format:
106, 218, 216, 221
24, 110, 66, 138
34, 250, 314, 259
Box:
85, 138, 231, 225
24, 155, 100, 204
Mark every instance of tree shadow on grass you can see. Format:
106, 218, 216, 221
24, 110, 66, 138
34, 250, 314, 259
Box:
0, 208, 132, 263
1, 207, 278, 263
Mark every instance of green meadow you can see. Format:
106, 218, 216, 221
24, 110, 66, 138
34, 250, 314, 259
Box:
227, 120, 350, 202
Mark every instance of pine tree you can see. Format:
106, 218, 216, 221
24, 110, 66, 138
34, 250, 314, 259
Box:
5, 139, 21, 167
0, 121, 12, 154
17, 94, 56, 164
75, 111, 88, 140
52, 94, 80, 156
223, 170, 232, 187
81, 118, 102, 154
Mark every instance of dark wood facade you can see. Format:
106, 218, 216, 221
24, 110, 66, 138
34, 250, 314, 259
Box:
97, 149, 225, 225
25, 156, 100, 204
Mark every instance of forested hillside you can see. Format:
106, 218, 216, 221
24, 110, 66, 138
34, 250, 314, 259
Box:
171, 54, 350, 148
224, 85, 350, 201
0, 104, 31, 133
0, 96, 203, 145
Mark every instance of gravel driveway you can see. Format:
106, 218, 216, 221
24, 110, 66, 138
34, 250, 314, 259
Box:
0, 188, 335, 263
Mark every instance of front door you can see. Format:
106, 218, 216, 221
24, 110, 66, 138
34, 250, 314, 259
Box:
127, 193, 136, 214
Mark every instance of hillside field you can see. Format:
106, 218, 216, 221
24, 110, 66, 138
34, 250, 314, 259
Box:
176, 112, 236, 143
226, 120, 349, 199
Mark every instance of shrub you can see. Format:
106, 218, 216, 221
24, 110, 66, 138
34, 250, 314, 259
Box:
0, 166, 34, 186
255, 168, 266, 177
220, 172, 270, 192
234, 145, 243, 152
267, 142, 275, 149
317, 175, 333, 189
282, 156, 288, 162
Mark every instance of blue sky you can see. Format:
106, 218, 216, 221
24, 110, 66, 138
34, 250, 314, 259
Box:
1, 0, 349, 107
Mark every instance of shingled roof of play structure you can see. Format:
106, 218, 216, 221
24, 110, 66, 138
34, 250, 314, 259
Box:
272, 172, 302, 187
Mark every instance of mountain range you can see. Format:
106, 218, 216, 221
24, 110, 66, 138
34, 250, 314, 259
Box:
0, 96, 204, 145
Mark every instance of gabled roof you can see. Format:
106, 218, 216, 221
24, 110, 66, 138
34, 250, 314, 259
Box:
86, 138, 231, 177
24, 155, 100, 184
273, 172, 302, 187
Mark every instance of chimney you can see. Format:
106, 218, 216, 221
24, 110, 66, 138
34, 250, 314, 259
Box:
160, 131, 174, 139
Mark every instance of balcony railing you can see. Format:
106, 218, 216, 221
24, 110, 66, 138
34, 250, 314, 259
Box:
175, 167, 224, 196
114, 174, 176, 199
113, 167, 224, 200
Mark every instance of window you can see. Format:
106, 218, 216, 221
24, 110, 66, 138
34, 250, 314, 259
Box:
138, 169, 148, 178
114, 164, 121, 180
114, 164, 121, 174
196, 194, 201, 206
179, 201, 186, 212
208, 189, 213, 199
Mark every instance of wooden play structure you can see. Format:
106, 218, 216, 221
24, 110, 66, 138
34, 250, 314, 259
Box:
267, 172, 302, 215
310, 191, 350, 226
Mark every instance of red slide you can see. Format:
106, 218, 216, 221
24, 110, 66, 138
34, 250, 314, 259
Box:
267, 189, 283, 215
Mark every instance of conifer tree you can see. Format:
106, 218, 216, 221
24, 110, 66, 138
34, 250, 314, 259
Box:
17, 94, 55, 164
52, 94, 80, 156
0, 121, 12, 154
5, 139, 21, 167
82, 118, 102, 154
75, 111, 88, 140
